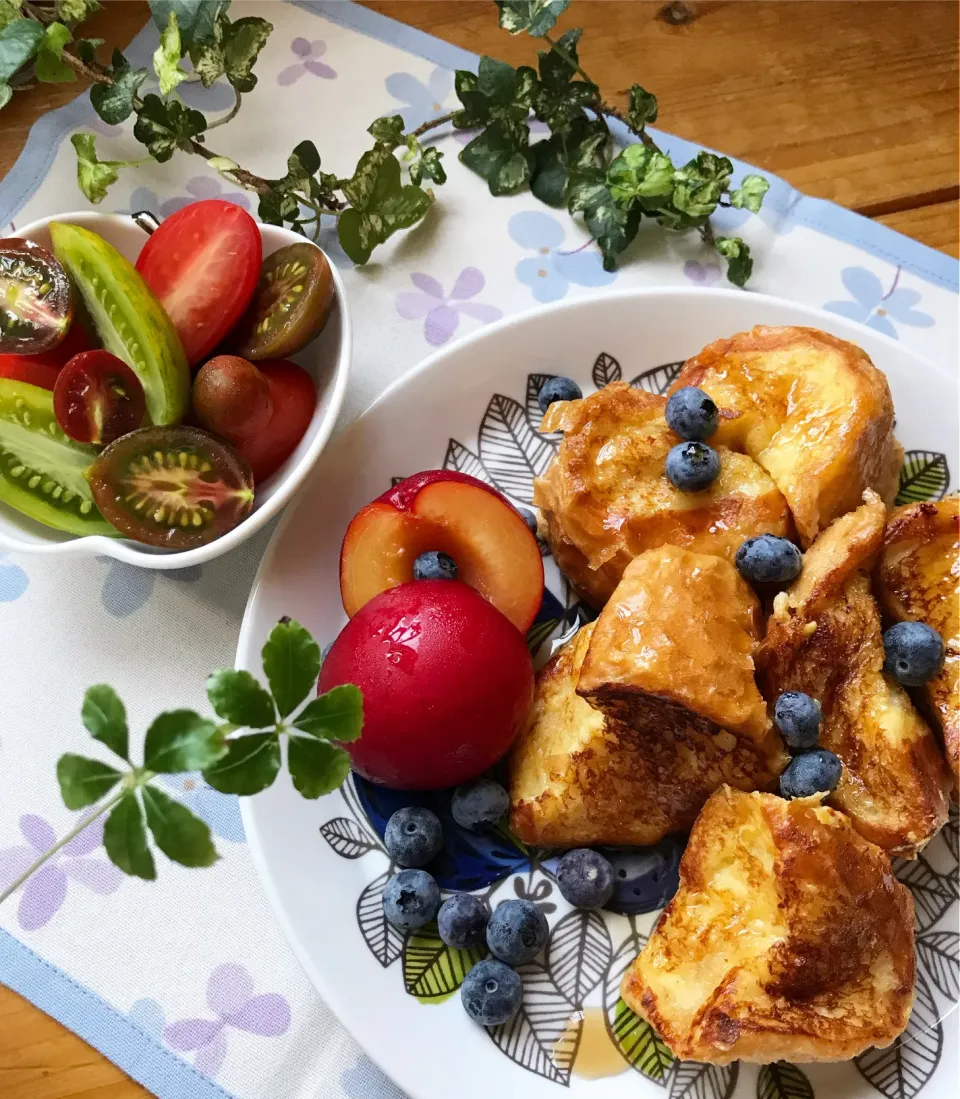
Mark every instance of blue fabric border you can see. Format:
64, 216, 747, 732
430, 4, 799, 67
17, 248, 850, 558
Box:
0, 928, 238, 1099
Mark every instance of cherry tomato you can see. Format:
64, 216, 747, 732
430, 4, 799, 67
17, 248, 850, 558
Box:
231, 359, 315, 483
0, 356, 61, 390
0, 238, 74, 354
54, 350, 146, 445
135, 200, 261, 365
192, 355, 272, 441
233, 243, 334, 361
88, 425, 254, 548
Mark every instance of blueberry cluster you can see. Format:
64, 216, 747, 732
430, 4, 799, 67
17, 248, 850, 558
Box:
664, 387, 722, 492
380, 777, 681, 1028
773, 690, 843, 799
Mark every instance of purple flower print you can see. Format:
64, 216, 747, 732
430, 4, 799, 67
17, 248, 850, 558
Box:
164, 964, 291, 1079
277, 38, 336, 85
823, 265, 935, 340
683, 260, 722, 285
396, 269, 502, 346
0, 814, 122, 931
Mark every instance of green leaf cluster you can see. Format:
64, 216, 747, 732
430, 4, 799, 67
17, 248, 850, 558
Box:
71, 132, 142, 204
496, 0, 570, 37
90, 48, 147, 125
54, 618, 363, 883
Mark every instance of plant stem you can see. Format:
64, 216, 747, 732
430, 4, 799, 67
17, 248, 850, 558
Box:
0, 789, 125, 906
699, 219, 717, 248
59, 48, 113, 85
407, 110, 457, 139
205, 89, 242, 132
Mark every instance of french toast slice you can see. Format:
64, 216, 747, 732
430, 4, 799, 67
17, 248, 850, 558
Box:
671, 326, 901, 545
759, 492, 952, 856
876, 494, 959, 786
577, 546, 773, 747
621, 787, 916, 1064
533, 382, 790, 607
509, 623, 784, 847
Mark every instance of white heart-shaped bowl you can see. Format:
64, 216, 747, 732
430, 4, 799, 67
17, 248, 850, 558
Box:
0, 211, 351, 568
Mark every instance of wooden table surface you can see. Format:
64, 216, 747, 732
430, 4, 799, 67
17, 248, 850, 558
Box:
0, 2, 957, 1097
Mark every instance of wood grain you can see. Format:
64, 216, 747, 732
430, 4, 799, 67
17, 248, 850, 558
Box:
0, 2, 956, 1098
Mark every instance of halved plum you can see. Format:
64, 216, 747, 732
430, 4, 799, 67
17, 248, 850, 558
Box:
340, 470, 543, 632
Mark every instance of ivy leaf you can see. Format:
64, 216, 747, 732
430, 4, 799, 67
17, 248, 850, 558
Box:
202, 732, 281, 795
496, 0, 570, 37
56, 0, 103, 22
0, 83, 11, 110
206, 668, 276, 728
133, 93, 206, 161
261, 617, 322, 718
56, 753, 123, 810
338, 148, 433, 264
141, 785, 217, 867
287, 735, 352, 799
530, 116, 607, 207
81, 683, 129, 760
626, 84, 658, 129
715, 235, 753, 287
90, 50, 147, 125
258, 187, 300, 226
149, 0, 229, 50
453, 56, 538, 130
730, 173, 769, 213
0, 0, 19, 32
368, 114, 405, 149
71, 132, 139, 204
36, 22, 76, 84
666, 151, 734, 223
153, 10, 187, 96
0, 17, 45, 83
222, 15, 271, 92
568, 165, 641, 270
461, 119, 532, 196
410, 145, 446, 187
535, 28, 598, 134
292, 684, 363, 743
75, 37, 104, 64
606, 144, 674, 209
103, 793, 156, 880
143, 710, 226, 773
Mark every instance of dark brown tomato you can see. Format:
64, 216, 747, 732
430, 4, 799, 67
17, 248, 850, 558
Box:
54, 350, 146, 445
0, 238, 75, 355
88, 425, 255, 549
232, 242, 334, 361
192, 355, 272, 441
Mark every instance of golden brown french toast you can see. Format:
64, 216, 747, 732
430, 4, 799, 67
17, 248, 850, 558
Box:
577, 546, 772, 747
876, 494, 959, 786
672, 326, 901, 546
621, 787, 915, 1064
760, 492, 952, 856
509, 624, 784, 847
533, 382, 790, 607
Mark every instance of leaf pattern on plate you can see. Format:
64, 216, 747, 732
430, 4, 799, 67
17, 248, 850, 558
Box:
669, 1060, 740, 1099
526, 587, 567, 660
402, 923, 485, 1004
630, 360, 685, 396
916, 930, 959, 1001
526, 372, 557, 429
488, 961, 578, 1085
757, 1062, 814, 1099
478, 393, 558, 504
443, 438, 491, 482
357, 870, 405, 968
320, 817, 378, 860
942, 804, 958, 864
895, 450, 950, 505
545, 908, 613, 1007
894, 855, 958, 929
592, 351, 622, 388
341, 778, 384, 848
855, 968, 942, 1099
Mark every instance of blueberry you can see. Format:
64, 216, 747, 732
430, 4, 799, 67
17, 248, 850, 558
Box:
736, 534, 803, 585
556, 849, 615, 909
438, 893, 490, 949
413, 550, 458, 582
883, 621, 944, 686
451, 778, 510, 833
384, 807, 443, 867
382, 869, 440, 930
517, 506, 539, 535
779, 748, 843, 799
461, 959, 523, 1027
538, 376, 582, 414
665, 441, 720, 492
601, 837, 685, 915
486, 899, 548, 965
665, 386, 719, 441
775, 692, 822, 751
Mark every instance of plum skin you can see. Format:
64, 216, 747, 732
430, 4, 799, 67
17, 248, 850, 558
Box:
319, 580, 534, 790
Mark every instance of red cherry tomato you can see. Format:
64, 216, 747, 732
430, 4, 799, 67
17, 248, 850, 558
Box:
135, 199, 261, 365
0, 356, 61, 390
54, 350, 146, 445
231, 359, 315, 483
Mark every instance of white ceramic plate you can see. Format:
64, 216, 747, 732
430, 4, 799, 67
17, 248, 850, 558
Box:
237, 288, 958, 1099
